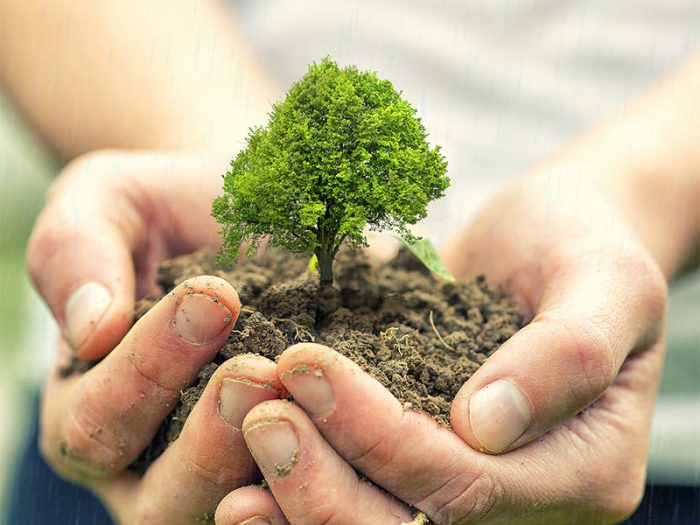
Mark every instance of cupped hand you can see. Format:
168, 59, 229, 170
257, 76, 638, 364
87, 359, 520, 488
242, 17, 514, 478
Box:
27, 150, 227, 361
29, 151, 286, 523
233, 172, 667, 524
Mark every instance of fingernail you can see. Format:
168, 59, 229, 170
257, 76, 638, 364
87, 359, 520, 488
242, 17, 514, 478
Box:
220, 378, 279, 430
174, 293, 232, 345
238, 517, 271, 525
244, 420, 299, 477
65, 282, 112, 349
469, 378, 533, 453
281, 365, 335, 417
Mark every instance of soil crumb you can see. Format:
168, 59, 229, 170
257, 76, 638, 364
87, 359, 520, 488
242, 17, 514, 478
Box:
99, 248, 521, 473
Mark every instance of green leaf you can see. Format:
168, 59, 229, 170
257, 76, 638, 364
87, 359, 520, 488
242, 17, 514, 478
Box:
395, 235, 456, 282
211, 57, 450, 286
308, 253, 319, 272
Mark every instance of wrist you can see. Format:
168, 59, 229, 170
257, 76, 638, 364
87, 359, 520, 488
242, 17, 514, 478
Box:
540, 135, 699, 279
548, 59, 700, 278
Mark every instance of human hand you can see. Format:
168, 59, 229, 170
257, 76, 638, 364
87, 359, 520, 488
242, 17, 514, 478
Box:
27, 150, 229, 361
226, 172, 667, 524
28, 151, 287, 523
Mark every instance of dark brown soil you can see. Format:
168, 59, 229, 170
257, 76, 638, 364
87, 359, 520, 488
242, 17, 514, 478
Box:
124, 247, 522, 473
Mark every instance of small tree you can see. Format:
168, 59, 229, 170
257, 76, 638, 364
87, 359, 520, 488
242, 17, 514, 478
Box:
212, 58, 449, 286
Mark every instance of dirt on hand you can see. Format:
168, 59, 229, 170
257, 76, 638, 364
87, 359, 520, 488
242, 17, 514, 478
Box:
123, 247, 522, 473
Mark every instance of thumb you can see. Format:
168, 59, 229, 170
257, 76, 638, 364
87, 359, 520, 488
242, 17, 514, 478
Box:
27, 152, 226, 361
26, 156, 142, 361
450, 246, 667, 454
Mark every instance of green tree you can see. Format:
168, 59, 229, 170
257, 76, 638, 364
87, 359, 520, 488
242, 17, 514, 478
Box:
212, 57, 449, 286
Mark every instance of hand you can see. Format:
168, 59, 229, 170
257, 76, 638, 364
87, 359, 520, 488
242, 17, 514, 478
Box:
230, 172, 667, 524
28, 151, 285, 523
27, 150, 227, 361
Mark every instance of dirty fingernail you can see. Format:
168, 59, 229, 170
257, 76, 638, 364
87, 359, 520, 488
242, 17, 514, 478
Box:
220, 378, 279, 430
244, 420, 299, 477
238, 517, 271, 525
174, 293, 232, 345
65, 282, 112, 349
469, 378, 533, 453
281, 365, 335, 417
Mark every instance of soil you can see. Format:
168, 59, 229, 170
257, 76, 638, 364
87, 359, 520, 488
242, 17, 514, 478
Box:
120, 247, 523, 473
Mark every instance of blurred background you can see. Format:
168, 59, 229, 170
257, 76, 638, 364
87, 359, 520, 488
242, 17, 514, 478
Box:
2, 81, 699, 520
1, 0, 699, 522
0, 89, 57, 506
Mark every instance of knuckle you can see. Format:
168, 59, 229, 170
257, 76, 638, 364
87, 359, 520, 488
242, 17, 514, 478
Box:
612, 244, 667, 306
25, 153, 123, 287
181, 448, 244, 489
25, 213, 70, 283
603, 246, 667, 347
546, 314, 617, 401
301, 498, 344, 525
633, 252, 668, 333
55, 392, 129, 479
430, 471, 502, 524
125, 348, 183, 397
574, 319, 617, 395
60, 149, 121, 182
344, 412, 403, 478
46, 150, 118, 206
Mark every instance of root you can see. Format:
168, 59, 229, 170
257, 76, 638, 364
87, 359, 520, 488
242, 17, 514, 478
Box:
402, 511, 430, 525
275, 317, 316, 343
380, 326, 414, 356
429, 310, 453, 351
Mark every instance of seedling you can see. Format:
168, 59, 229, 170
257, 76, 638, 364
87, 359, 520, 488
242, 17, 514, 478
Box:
213, 58, 449, 286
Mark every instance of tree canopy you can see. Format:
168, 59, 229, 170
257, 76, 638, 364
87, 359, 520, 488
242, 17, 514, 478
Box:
212, 57, 449, 285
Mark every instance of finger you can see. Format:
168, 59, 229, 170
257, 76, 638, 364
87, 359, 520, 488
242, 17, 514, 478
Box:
42, 275, 239, 479
466, 344, 664, 524
450, 248, 667, 453
278, 343, 661, 524
26, 152, 225, 361
242, 400, 416, 525
137, 354, 284, 524
277, 343, 490, 524
26, 156, 141, 361
215, 486, 288, 525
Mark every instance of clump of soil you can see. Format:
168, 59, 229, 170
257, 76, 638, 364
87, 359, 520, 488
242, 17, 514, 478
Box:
124, 247, 522, 472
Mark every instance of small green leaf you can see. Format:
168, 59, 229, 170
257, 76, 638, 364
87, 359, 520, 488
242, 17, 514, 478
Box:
308, 254, 319, 272
395, 235, 456, 282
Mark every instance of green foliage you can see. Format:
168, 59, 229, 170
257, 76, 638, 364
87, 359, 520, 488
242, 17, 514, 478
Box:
395, 235, 456, 282
212, 57, 449, 284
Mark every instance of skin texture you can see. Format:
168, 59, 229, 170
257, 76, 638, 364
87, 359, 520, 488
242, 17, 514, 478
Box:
6, 0, 699, 520
2, 0, 284, 520
29, 154, 294, 524
229, 57, 698, 524
257, 178, 667, 524
28, 142, 685, 524
0, 0, 274, 158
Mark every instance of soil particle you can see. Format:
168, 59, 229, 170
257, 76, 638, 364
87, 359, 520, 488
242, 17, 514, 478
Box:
70, 247, 522, 475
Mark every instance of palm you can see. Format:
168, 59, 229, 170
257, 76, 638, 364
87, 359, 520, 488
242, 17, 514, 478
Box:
235, 172, 667, 524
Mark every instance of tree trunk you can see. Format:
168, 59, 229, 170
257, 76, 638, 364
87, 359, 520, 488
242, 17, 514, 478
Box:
317, 247, 334, 287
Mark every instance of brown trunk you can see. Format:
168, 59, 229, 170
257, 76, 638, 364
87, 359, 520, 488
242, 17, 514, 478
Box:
317, 247, 334, 287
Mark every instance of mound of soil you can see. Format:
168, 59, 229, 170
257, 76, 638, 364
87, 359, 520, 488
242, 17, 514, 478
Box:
126, 247, 522, 472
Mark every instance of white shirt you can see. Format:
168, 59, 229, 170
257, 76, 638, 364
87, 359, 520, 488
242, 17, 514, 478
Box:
231, 0, 699, 244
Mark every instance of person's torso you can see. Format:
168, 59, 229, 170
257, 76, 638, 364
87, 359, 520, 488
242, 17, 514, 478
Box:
232, 0, 700, 243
